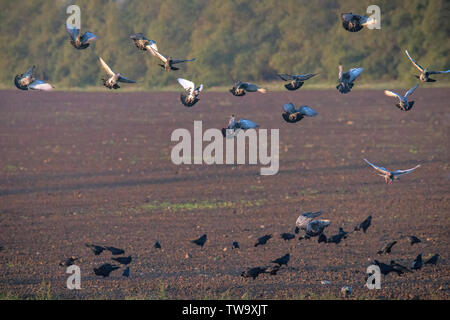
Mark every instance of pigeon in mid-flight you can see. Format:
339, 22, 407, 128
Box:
337, 64, 363, 94
177, 78, 203, 107
341, 13, 377, 32
149, 47, 195, 71
221, 115, 259, 138
93, 263, 120, 277
405, 50, 450, 82
278, 73, 318, 91
229, 81, 267, 96
14, 66, 54, 91
296, 211, 330, 239
384, 85, 419, 111
282, 103, 318, 123
66, 25, 98, 50
364, 159, 421, 184
99, 57, 136, 90
129, 33, 158, 55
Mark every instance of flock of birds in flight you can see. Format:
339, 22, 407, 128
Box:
10, 10, 446, 297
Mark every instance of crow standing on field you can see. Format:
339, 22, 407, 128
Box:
232, 241, 240, 249
424, 254, 439, 265
241, 267, 268, 279
327, 227, 348, 244
86, 244, 105, 255
111, 256, 132, 265
154, 241, 162, 249
105, 246, 125, 255
59, 256, 79, 267
271, 254, 290, 267
408, 236, 421, 246
122, 267, 130, 277
411, 254, 423, 270
390, 260, 413, 273
93, 263, 120, 277
280, 233, 296, 241
354, 216, 372, 233
254, 234, 272, 247
373, 260, 403, 276
377, 241, 397, 255
192, 234, 207, 248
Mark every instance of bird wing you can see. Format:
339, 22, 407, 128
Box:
283, 103, 296, 114
99, 57, 115, 77
145, 40, 159, 56
295, 73, 318, 81
66, 25, 79, 41
391, 165, 420, 176
348, 68, 363, 82
405, 84, 419, 99
241, 83, 259, 92
427, 70, 450, 75
278, 74, 295, 81
196, 84, 203, 93
238, 119, 259, 130
364, 158, 389, 175
28, 79, 53, 91
23, 66, 35, 78
177, 78, 195, 94
152, 50, 167, 63
118, 75, 136, 83
171, 58, 196, 65
297, 106, 318, 117
296, 211, 322, 228
80, 32, 98, 44
384, 90, 403, 102
405, 50, 424, 73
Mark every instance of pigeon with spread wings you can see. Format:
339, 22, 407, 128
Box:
130, 33, 158, 56
66, 25, 98, 50
384, 84, 419, 111
14, 66, 54, 91
221, 115, 259, 138
405, 50, 450, 83
337, 64, 363, 94
282, 103, 318, 123
150, 47, 195, 71
341, 13, 377, 32
229, 81, 267, 96
296, 211, 330, 239
177, 78, 203, 107
363, 159, 420, 184
99, 57, 136, 90
278, 73, 318, 91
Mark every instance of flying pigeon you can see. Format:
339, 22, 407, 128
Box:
354, 216, 372, 233
377, 241, 397, 255
337, 64, 363, 94
93, 263, 120, 277
99, 57, 136, 90
111, 256, 132, 265
229, 81, 267, 96
296, 211, 330, 238
149, 46, 195, 71
105, 246, 125, 255
278, 73, 318, 91
14, 66, 54, 91
85, 244, 105, 256
364, 159, 421, 184
192, 234, 207, 248
221, 114, 259, 138
341, 13, 377, 32
384, 84, 419, 111
282, 103, 318, 123
411, 254, 423, 270
254, 234, 272, 247
271, 253, 290, 267
66, 25, 98, 50
405, 50, 450, 82
177, 78, 203, 107
129, 33, 158, 56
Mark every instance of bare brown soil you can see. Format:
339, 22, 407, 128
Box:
0, 89, 448, 300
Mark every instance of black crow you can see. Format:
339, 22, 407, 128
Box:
411, 254, 423, 270
105, 246, 125, 255
93, 263, 120, 277
122, 267, 130, 277
390, 260, 413, 273
424, 254, 439, 265
280, 233, 296, 241
154, 241, 162, 249
86, 244, 105, 255
408, 236, 421, 246
373, 260, 403, 276
355, 216, 372, 233
271, 254, 290, 267
294, 226, 300, 234
241, 267, 268, 279
192, 234, 207, 248
254, 234, 272, 247
318, 233, 327, 243
232, 241, 240, 249
111, 256, 132, 265
59, 256, 79, 267
327, 227, 348, 244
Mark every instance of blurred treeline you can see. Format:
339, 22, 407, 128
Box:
0, 0, 449, 89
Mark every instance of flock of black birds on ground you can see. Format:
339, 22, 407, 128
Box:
9, 10, 446, 292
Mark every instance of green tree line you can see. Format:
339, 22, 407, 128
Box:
0, 0, 448, 89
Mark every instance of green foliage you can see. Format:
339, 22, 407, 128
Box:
0, 0, 448, 89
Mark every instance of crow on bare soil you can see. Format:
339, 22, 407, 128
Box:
411, 254, 423, 270
86, 244, 105, 255
424, 254, 439, 265
271, 254, 290, 267
192, 234, 207, 248
59, 256, 79, 267
408, 236, 421, 246
154, 241, 162, 249
105, 246, 125, 255
241, 267, 268, 279
280, 233, 295, 241
254, 234, 272, 247
373, 260, 404, 276
354, 216, 372, 233
93, 263, 120, 277
390, 260, 413, 273
232, 241, 240, 249
111, 256, 132, 265
377, 241, 397, 255
122, 267, 130, 277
